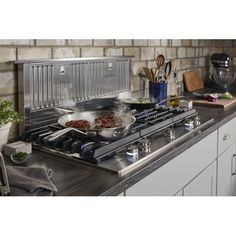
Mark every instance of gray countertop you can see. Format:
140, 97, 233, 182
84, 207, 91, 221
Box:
4, 94, 236, 196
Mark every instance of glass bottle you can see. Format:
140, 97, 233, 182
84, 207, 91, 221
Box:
170, 71, 183, 107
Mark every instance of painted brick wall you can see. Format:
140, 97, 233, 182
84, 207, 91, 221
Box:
1, 39, 236, 139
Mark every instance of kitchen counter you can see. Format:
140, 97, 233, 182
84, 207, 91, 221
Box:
3, 99, 236, 196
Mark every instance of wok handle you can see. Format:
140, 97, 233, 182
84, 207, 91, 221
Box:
44, 127, 88, 142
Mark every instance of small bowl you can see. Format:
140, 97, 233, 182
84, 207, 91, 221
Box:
10, 152, 31, 164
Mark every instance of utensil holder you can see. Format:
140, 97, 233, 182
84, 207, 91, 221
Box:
149, 82, 167, 105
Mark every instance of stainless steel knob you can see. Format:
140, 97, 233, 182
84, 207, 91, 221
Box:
126, 145, 139, 162
184, 119, 194, 130
139, 138, 151, 153
193, 115, 201, 127
164, 128, 176, 141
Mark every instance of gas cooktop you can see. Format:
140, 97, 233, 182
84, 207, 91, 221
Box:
22, 106, 214, 175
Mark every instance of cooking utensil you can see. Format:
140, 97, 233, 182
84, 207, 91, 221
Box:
164, 61, 172, 81
143, 67, 154, 82
122, 98, 157, 110
44, 111, 136, 142
154, 54, 165, 80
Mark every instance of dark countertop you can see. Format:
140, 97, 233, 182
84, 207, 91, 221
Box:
4, 93, 236, 196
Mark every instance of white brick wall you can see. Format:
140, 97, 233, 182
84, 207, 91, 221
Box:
154, 47, 166, 58
36, 40, 66, 46
141, 47, 154, 60
115, 40, 132, 46
17, 48, 51, 60
105, 48, 123, 56
0, 71, 15, 95
81, 47, 104, 57
93, 39, 114, 46
67, 39, 92, 46
0, 48, 16, 62
171, 40, 182, 46
52, 47, 80, 58
186, 48, 195, 58
131, 61, 146, 76
166, 48, 177, 59
177, 48, 186, 58
0, 40, 34, 45
133, 40, 148, 46
124, 48, 140, 61
148, 40, 161, 46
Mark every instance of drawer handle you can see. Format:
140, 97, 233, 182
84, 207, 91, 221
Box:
232, 154, 236, 176
223, 133, 230, 141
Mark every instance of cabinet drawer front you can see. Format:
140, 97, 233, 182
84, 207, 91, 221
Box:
218, 117, 236, 156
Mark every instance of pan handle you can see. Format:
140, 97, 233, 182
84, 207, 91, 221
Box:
43, 127, 90, 142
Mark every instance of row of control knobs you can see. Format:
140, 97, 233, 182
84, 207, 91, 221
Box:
125, 115, 201, 162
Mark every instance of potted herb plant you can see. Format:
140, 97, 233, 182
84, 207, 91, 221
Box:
0, 98, 21, 151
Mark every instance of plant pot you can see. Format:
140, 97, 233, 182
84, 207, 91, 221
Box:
0, 122, 12, 152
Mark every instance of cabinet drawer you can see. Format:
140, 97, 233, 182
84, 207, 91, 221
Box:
218, 117, 236, 156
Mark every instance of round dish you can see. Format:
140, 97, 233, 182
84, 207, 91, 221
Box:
10, 152, 31, 164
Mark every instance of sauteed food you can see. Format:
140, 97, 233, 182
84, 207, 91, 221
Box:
65, 113, 123, 129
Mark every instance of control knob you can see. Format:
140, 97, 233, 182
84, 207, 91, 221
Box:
126, 145, 139, 162
138, 138, 151, 153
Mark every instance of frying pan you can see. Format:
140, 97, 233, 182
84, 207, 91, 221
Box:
44, 111, 136, 142
121, 99, 157, 110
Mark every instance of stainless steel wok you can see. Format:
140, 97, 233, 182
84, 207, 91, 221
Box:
44, 110, 136, 142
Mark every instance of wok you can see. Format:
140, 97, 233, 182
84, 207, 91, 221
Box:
44, 110, 136, 142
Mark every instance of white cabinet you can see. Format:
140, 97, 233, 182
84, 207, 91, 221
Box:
217, 144, 236, 196
183, 161, 217, 196
126, 131, 217, 196
218, 117, 236, 156
217, 117, 236, 196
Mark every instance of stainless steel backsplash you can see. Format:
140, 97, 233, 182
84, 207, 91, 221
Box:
16, 57, 132, 135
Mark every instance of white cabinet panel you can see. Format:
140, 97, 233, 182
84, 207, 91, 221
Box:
183, 161, 217, 196
126, 131, 217, 196
218, 117, 236, 156
217, 145, 234, 196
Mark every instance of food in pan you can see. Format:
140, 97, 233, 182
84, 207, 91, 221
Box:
65, 114, 123, 129
65, 119, 91, 129
94, 114, 122, 128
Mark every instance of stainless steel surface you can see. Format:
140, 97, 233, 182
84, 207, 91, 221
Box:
56, 110, 136, 141
97, 118, 215, 174
16, 57, 132, 136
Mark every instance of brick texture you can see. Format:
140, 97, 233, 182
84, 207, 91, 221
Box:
93, 39, 114, 46
81, 47, 104, 57
0, 40, 34, 45
67, 39, 92, 46
36, 40, 66, 46
0, 72, 16, 95
105, 48, 123, 56
124, 48, 140, 61
115, 40, 132, 46
0, 48, 16, 62
17, 48, 51, 60
52, 47, 80, 59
